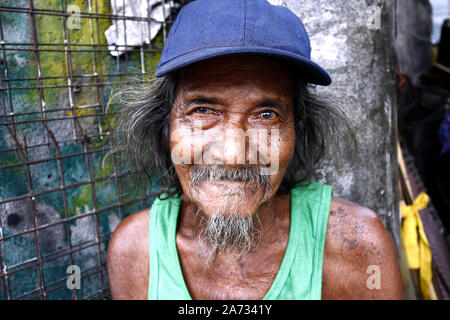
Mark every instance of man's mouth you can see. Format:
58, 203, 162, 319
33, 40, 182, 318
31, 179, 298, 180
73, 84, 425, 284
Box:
201, 178, 252, 186
187, 165, 274, 207
193, 179, 247, 194
189, 165, 271, 186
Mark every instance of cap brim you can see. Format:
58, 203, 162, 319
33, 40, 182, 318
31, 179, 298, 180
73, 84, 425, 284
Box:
154, 46, 332, 86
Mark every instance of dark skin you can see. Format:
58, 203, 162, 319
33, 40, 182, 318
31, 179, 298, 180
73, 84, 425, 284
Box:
107, 55, 403, 300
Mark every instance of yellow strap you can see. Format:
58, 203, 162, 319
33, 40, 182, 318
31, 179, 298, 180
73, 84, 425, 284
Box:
400, 192, 432, 300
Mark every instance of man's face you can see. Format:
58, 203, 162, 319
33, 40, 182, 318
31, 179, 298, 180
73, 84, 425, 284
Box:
169, 54, 295, 219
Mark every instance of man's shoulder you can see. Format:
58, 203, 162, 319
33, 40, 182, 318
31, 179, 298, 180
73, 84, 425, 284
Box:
328, 196, 380, 235
326, 197, 388, 256
322, 197, 403, 299
107, 209, 150, 299
109, 209, 150, 252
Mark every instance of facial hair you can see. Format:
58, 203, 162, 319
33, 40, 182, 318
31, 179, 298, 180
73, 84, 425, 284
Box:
189, 165, 273, 264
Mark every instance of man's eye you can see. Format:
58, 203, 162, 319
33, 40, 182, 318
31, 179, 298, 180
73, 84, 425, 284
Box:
194, 107, 211, 114
259, 110, 278, 120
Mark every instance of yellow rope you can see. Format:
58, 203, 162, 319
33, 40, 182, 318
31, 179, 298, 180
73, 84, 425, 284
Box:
400, 192, 432, 300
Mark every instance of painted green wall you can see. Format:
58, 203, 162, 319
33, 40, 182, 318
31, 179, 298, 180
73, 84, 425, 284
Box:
0, 0, 167, 299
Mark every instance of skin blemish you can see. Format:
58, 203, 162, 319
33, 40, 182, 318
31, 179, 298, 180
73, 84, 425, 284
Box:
349, 238, 357, 250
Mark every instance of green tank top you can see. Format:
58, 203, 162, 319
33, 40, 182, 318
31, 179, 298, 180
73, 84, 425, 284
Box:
148, 181, 333, 300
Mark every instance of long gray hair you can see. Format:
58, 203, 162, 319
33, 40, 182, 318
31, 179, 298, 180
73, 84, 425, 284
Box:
110, 72, 356, 198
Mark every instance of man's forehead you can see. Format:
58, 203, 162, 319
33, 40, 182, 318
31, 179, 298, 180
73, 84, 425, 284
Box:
176, 54, 295, 98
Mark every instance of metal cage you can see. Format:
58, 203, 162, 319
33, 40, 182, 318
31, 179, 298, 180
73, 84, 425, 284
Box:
0, 0, 182, 300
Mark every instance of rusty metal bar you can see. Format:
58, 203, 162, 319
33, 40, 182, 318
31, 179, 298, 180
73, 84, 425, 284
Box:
0, 0, 178, 300
2, 72, 151, 84
0, 81, 146, 91
0, 169, 135, 206
0, 5, 174, 24
0, 46, 161, 53
0, 133, 109, 155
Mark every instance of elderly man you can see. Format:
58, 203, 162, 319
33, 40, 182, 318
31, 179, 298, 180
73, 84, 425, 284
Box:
107, 0, 402, 299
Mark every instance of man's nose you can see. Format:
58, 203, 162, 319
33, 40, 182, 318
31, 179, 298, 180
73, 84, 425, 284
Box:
205, 122, 248, 166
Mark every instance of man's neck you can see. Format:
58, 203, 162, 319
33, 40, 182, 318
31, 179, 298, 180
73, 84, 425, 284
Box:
174, 193, 292, 299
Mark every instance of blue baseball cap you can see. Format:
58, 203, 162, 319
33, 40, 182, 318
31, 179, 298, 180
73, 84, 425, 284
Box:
154, 0, 331, 86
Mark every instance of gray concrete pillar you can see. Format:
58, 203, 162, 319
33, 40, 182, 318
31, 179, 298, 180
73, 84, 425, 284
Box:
270, 0, 400, 250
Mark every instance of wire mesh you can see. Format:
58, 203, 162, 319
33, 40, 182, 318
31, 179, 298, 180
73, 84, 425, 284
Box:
0, 0, 182, 300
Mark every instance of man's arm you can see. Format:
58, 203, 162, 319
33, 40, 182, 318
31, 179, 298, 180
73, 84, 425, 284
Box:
107, 209, 150, 300
322, 197, 403, 299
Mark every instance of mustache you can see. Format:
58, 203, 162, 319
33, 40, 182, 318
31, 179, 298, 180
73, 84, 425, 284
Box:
189, 165, 272, 188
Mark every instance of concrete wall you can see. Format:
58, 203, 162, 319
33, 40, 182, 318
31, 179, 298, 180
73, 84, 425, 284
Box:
269, 0, 400, 250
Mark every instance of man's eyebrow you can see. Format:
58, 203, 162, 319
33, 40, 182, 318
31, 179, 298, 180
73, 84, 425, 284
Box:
189, 97, 219, 105
259, 98, 287, 110
259, 98, 288, 111
181, 94, 221, 108
181, 94, 288, 110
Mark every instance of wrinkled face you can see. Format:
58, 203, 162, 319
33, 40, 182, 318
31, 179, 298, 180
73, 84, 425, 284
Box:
169, 54, 296, 219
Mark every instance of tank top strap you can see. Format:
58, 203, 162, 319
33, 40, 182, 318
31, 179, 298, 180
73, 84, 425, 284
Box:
288, 180, 333, 299
148, 194, 192, 300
